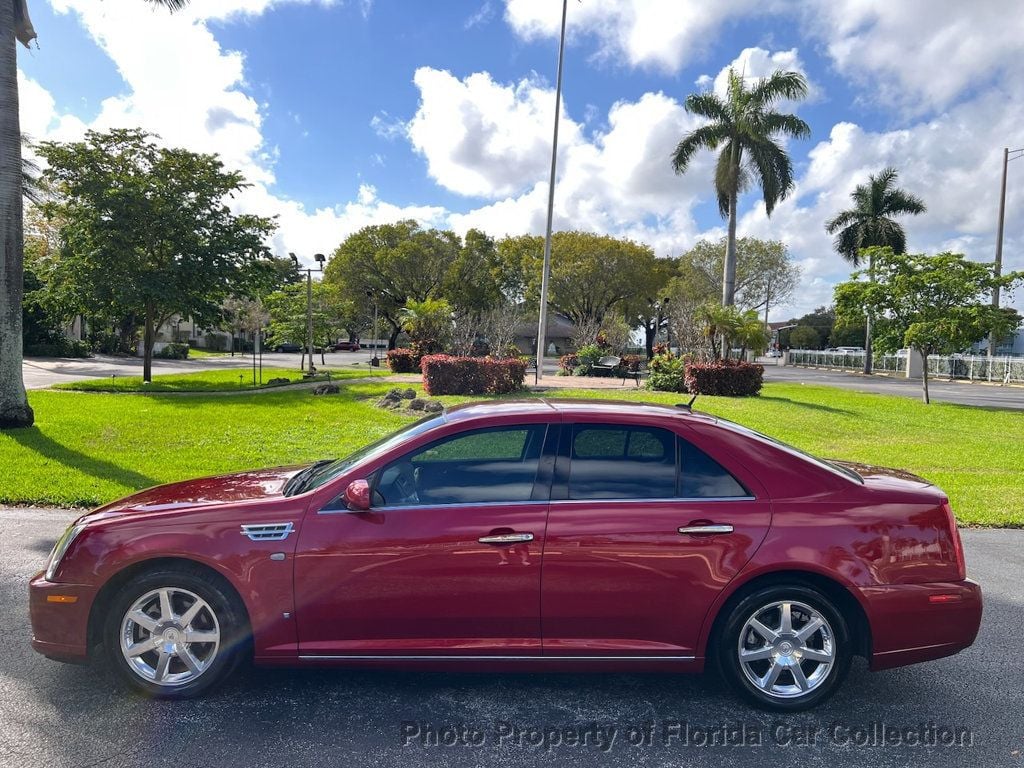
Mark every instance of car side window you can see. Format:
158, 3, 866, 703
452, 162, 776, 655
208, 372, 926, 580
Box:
568, 424, 676, 500
678, 437, 749, 498
374, 425, 547, 507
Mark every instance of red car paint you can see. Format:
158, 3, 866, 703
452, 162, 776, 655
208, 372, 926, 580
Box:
29, 399, 981, 678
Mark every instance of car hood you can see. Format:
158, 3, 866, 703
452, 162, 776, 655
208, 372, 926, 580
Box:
83, 464, 312, 521
828, 460, 933, 488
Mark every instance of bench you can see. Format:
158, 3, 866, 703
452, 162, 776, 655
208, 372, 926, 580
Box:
591, 355, 621, 375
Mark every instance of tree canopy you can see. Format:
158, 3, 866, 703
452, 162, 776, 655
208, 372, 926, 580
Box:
34, 128, 276, 381
834, 247, 1023, 403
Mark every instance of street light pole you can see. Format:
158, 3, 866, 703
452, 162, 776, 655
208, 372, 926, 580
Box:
366, 289, 379, 366
290, 252, 325, 375
534, 0, 568, 384
990, 147, 1023, 358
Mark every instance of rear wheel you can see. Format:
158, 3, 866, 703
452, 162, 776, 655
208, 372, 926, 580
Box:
717, 584, 852, 711
103, 567, 246, 698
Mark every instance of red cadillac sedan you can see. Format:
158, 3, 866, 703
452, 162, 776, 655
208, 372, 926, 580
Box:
29, 399, 982, 710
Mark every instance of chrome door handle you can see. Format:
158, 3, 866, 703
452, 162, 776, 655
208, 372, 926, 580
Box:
478, 533, 534, 544
677, 524, 734, 535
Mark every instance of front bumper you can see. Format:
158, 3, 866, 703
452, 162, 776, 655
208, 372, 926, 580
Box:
862, 579, 983, 671
28, 571, 97, 663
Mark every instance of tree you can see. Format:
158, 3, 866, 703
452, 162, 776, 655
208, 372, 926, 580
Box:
264, 281, 349, 369
697, 303, 768, 360
789, 325, 821, 350
399, 297, 452, 357
677, 237, 800, 315
671, 68, 810, 326
1, 0, 189, 427
825, 167, 926, 373
324, 221, 457, 349
501, 231, 664, 326
442, 228, 502, 314
35, 129, 276, 382
834, 247, 1023, 403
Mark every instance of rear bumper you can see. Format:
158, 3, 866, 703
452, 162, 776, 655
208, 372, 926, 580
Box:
28, 571, 96, 663
861, 579, 982, 671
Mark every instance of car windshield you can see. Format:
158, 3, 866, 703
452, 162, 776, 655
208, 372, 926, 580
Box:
285, 413, 445, 495
711, 416, 863, 484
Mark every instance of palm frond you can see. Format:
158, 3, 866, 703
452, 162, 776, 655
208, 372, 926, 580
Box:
671, 123, 729, 174
882, 187, 926, 216
824, 209, 859, 234
745, 136, 794, 215
758, 111, 811, 140
749, 70, 809, 106
146, 0, 190, 10
684, 91, 730, 123
713, 143, 746, 217
834, 225, 864, 265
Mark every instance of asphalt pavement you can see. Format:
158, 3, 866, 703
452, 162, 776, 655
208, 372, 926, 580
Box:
763, 361, 1024, 410
2, 507, 1021, 768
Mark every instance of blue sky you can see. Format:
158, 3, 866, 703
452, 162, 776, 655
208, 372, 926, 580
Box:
17, 0, 1024, 317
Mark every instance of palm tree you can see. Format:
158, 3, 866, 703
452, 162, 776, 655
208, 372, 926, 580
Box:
825, 167, 926, 373
1, 0, 186, 428
671, 68, 810, 323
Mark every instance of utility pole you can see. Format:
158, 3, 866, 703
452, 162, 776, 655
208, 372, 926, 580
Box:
987, 147, 1019, 358
534, 0, 568, 384
290, 252, 325, 375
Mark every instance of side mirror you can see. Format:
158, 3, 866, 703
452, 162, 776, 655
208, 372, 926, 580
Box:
343, 479, 371, 511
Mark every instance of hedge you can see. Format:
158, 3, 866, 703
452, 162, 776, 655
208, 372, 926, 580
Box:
154, 342, 190, 360
420, 355, 527, 395
684, 359, 764, 396
386, 348, 418, 373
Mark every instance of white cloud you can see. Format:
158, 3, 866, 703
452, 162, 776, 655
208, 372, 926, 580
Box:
504, 0, 767, 74
698, 47, 820, 106
464, 1, 495, 29
407, 68, 584, 199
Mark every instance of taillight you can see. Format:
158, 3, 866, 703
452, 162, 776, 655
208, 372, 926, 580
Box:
943, 501, 967, 580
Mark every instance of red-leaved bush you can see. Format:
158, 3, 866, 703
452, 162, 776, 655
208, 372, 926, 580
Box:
420, 355, 527, 395
684, 359, 764, 396
386, 348, 417, 373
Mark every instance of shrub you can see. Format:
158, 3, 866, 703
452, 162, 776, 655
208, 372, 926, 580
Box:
386, 348, 418, 373
154, 342, 189, 360
24, 338, 92, 358
684, 359, 764, 396
558, 352, 578, 374
646, 350, 687, 392
420, 355, 527, 395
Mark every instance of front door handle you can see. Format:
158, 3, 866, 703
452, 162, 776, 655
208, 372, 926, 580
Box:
678, 524, 734, 535
478, 532, 534, 544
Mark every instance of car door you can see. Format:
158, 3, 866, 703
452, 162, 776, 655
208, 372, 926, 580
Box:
541, 419, 771, 657
293, 422, 558, 657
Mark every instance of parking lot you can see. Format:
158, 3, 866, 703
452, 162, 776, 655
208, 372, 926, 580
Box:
2, 508, 1021, 768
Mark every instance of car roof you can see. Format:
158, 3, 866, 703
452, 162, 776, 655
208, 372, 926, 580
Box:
442, 398, 718, 425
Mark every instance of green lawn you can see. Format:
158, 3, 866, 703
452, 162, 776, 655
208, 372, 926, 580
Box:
54, 366, 388, 393
0, 380, 1020, 526
182, 348, 231, 359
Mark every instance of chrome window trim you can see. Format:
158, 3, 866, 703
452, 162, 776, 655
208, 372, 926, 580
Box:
298, 654, 695, 661
317, 496, 756, 514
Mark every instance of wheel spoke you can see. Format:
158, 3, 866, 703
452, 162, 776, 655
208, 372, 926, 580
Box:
178, 599, 204, 629
179, 649, 203, 676
153, 650, 172, 681
185, 629, 218, 644
800, 647, 833, 663
158, 589, 174, 622
740, 646, 775, 662
126, 637, 159, 657
749, 618, 779, 643
759, 660, 783, 691
796, 616, 825, 643
128, 610, 158, 633
779, 602, 793, 634
791, 662, 810, 691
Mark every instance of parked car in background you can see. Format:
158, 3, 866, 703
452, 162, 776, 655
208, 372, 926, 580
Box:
29, 400, 980, 710
272, 342, 301, 353
834, 346, 865, 353
333, 341, 361, 352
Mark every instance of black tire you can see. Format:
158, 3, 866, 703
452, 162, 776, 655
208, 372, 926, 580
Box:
102, 565, 248, 699
716, 584, 852, 711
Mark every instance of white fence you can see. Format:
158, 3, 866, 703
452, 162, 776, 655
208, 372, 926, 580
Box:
787, 349, 1024, 384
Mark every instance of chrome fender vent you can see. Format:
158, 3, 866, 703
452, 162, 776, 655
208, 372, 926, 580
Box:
240, 522, 294, 542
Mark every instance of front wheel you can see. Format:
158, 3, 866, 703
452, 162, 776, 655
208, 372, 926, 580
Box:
717, 584, 852, 711
103, 567, 247, 698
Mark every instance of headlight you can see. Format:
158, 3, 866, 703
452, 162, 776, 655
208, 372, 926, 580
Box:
45, 522, 87, 582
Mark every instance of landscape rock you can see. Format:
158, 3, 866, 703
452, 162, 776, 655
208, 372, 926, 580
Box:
312, 383, 340, 395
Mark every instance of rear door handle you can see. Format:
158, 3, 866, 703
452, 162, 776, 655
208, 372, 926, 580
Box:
478, 532, 534, 544
677, 524, 734, 535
